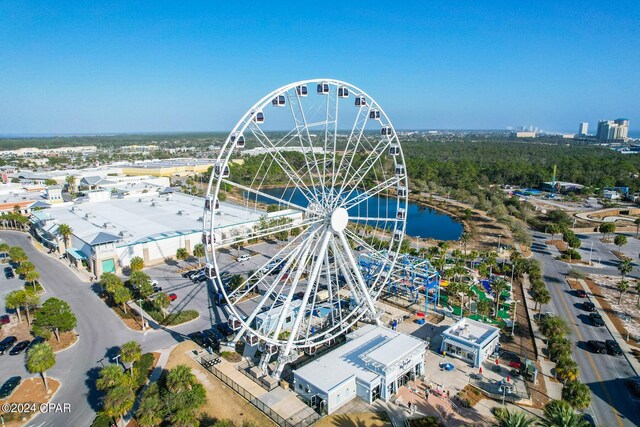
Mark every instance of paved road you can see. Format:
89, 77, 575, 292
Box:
0, 231, 223, 426
531, 231, 640, 427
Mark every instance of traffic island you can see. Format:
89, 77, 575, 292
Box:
0, 377, 61, 426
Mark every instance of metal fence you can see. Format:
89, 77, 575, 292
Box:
199, 356, 320, 427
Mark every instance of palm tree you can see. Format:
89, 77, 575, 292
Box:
25, 270, 40, 292
533, 287, 551, 313
24, 289, 40, 326
494, 408, 535, 427
618, 259, 633, 304
635, 217, 640, 237
96, 365, 128, 391
5, 289, 26, 323
192, 243, 205, 267
120, 341, 142, 375
540, 316, 571, 340
136, 383, 164, 426
57, 224, 72, 251
617, 280, 630, 305
555, 356, 579, 384
26, 342, 56, 391
539, 400, 589, 427
129, 256, 144, 272
103, 384, 136, 427
561, 381, 591, 410
0, 242, 9, 253
614, 234, 628, 252
175, 248, 189, 261
166, 364, 196, 394
492, 278, 509, 316
460, 232, 471, 255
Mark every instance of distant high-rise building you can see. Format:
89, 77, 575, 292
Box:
596, 118, 630, 141
578, 122, 589, 135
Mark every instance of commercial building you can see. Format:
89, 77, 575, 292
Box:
30, 191, 302, 276
578, 122, 589, 136
541, 181, 584, 193
515, 131, 537, 138
120, 158, 216, 177
597, 119, 630, 141
293, 324, 426, 414
439, 318, 500, 367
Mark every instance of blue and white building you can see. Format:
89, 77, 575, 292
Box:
440, 318, 500, 367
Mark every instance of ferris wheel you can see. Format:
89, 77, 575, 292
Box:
202, 79, 408, 376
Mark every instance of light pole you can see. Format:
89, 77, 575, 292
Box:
497, 234, 502, 254
588, 242, 594, 265
137, 298, 146, 331
112, 354, 121, 367
499, 378, 512, 407
511, 300, 520, 336
416, 236, 420, 253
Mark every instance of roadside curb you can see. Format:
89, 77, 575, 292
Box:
53, 333, 80, 354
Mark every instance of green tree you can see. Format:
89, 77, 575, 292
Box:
540, 315, 571, 340
25, 269, 40, 292
547, 223, 561, 240
103, 383, 136, 427
614, 234, 628, 252
635, 281, 640, 307
120, 341, 142, 375
176, 247, 189, 261
5, 289, 26, 323
136, 383, 164, 427
113, 286, 132, 313
15, 260, 35, 276
130, 271, 151, 291
34, 297, 77, 341
540, 400, 589, 427
96, 364, 129, 391
618, 259, 633, 304
24, 289, 40, 326
476, 299, 492, 317
8, 246, 28, 264
561, 381, 591, 410
26, 342, 56, 391
599, 222, 616, 240
494, 408, 535, 427
548, 336, 572, 362
100, 272, 124, 294
153, 293, 171, 313
57, 224, 73, 249
192, 243, 205, 267
492, 278, 509, 316
532, 286, 551, 313
0, 242, 10, 253
129, 256, 144, 272
166, 364, 196, 394
555, 356, 579, 384
617, 280, 630, 305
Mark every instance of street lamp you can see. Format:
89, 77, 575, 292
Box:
416, 236, 420, 253
511, 300, 521, 336
137, 298, 146, 331
499, 378, 512, 407
497, 234, 502, 254
112, 354, 121, 367
588, 242, 594, 265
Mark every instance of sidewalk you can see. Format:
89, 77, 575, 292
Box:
576, 278, 640, 377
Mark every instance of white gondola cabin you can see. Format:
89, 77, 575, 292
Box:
230, 132, 245, 148
253, 110, 265, 123
245, 334, 259, 346
355, 96, 366, 107
304, 345, 318, 355
228, 316, 242, 331
394, 229, 403, 240
389, 144, 400, 156
265, 343, 279, 354
369, 109, 380, 120
214, 163, 230, 178
296, 85, 308, 96
204, 195, 219, 210
397, 208, 406, 220
272, 95, 286, 107
317, 82, 330, 94
202, 231, 212, 245
381, 126, 392, 136
205, 263, 215, 279
397, 186, 408, 197
338, 87, 349, 98
395, 164, 405, 176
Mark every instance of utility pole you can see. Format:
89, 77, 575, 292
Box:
588, 242, 594, 265
511, 300, 520, 336
112, 354, 121, 367
138, 298, 146, 331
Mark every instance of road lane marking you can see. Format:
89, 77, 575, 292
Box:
557, 285, 624, 427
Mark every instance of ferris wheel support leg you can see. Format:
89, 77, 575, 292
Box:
337, 231, 381, 325
274, 231, 332, 378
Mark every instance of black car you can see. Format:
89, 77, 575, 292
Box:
589, 313, 605, 327
0, 336, 18, 354
194, 274, 208, 283
182, 269, 199, 278
28, 336, 45, 349
583, 301, 596, 312
188, 331, 206, 347
153, 286, 162, 293
215, 322, 235, 338
588, 340, 607, 354
575, 289, 587, 298
202, 328, 222, 342
605, 339, 623, 355
9, 340, 30, 355
5, 267, 14, 279
0, 376, 21, 398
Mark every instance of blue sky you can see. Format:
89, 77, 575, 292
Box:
1, 1, 639, 134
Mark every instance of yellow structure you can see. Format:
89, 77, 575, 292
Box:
121, 160, 215, 177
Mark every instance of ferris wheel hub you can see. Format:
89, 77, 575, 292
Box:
330, 207, 349, 232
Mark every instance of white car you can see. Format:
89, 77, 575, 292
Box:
237, 254, 251, 262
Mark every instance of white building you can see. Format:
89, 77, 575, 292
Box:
578, 122, 589, 136
293, 324, 426, 414
440, 318, 500, 367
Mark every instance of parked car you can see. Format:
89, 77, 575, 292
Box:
28, 336, 45, 349
9, 340, 30, 355
583, 301, 596, 312
202, 329, 222, 343
194, 274, 208, 283
0, 336, 18, 354
575, 289, 587, 298
191, 272, 206, 282
237, 254, 251, 262
188, 331, 206, 347
5, 267, 14, 279
589, 312, 605, 327
182, 269, 199, 279
0, 376, 21, 398
168, 293, 178, 301
0, 314, 10, 325
605, 339, 623, 356
588, 340, 607, 354
355, 246, 365, 251
153, 286, 162, 293
215, 322, 235, 339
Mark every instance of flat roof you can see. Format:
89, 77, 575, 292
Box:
443, 318, 500, 346
37, 192, 268, 247
294, 324, 424, 393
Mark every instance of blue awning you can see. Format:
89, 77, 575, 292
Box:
67, 248, 88, 261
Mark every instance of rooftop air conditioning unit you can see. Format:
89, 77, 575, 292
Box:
177, 210, 184, 215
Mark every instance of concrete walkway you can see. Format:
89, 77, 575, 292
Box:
576, 279, 640, 377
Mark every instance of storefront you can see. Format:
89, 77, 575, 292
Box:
440, 318, 500, 367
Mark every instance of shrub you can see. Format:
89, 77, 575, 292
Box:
31, 325, 52, 340
162, 310, 199, 326
135, 353, 156, 387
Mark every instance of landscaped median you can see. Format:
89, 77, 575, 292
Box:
0, 377, 61, 426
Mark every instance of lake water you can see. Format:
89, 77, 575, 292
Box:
244, 187, 463, 241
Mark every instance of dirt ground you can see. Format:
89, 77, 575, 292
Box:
0, 321, 77, 352
584, 275, 640, 348
164, 341, 274, 426
314, 411, 392, 427
0, 377, 60, 426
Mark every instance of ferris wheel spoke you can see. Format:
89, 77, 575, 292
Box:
275, 230, 331, 377
221, 179, 309, 213
215, 217, 320, 249
248, 125, 321, 206
343, 228, 386, 259
342, 176, 402, 211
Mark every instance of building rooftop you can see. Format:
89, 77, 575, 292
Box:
294, 325, 424, 392
443, 318, 500, 346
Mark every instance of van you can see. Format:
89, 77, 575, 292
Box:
237, 254, 251, 262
